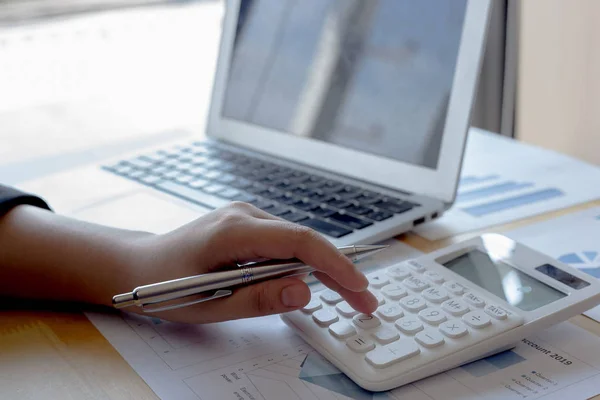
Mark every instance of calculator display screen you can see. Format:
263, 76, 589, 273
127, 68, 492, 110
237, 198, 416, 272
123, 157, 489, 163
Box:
443, 250, 566, 311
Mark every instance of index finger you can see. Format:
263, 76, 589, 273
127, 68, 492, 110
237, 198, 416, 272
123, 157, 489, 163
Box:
220, 219, 369, 292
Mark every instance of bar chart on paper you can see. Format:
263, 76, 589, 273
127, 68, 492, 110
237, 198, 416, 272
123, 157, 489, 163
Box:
415, 129, 600, 240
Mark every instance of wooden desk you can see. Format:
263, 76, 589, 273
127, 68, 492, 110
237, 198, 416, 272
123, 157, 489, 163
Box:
2, 201, 600, 399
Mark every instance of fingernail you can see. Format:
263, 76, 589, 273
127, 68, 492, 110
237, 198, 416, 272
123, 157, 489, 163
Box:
281, 285, 309, 308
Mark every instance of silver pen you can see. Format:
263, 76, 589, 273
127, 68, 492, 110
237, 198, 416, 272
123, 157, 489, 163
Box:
112, 244, 386, 313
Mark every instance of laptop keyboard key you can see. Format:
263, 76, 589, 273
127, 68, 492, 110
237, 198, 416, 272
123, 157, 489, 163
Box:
129, 157, 155, 170
189, 178, 209, 189
203, 184, 226, 194
345, 204, 371, 215
231, 192, 256, 203
248, 197, 273, 209
300, 218, 352, 238
292, 199, 318, 211
325, 197, 351, 209
281, 211, 309, 223
310, 205, 335, 218
366, 210, 393, 221
217, 188, 241, 200
329, 212, 373, 230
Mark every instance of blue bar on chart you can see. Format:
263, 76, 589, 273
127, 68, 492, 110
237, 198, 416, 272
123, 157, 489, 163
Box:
457, 181, 534, 203
459, 175, 500, 186
462, 188, 565, 217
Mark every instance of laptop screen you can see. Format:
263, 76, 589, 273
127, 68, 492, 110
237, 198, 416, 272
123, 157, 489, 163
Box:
221, 0, 467, 170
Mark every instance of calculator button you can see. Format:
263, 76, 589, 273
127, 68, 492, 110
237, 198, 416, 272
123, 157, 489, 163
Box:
403, 276, 430, 292
439, 320, 469, 339
329, 321, 357, 339
367, 273, 390, 289
462, 310, 491, 329
443, 281, 466, 295
485, 304, 508, 320
395, 316, 424, 335
313, 309, 339, 326
372, 327, 400, 344
336, 301, 359, 317
353, 314, 382, 330
374, 292, 386, 306
319, 289, 343, 304
415, 329, 445, 348
346, 335, 376, 353
381, 284, 408, 300
424, 271, 445, 284
463, 292, 486, 308
386, 265, 411, 280
406, 260, 426, 273
400, 295, 427, 312
418, 307, 447, 326
422, 287, 450, 303
441, 299, 470, 316
376, 304, 404, 322
301, 299, 322, 314
365, 340, 420, 368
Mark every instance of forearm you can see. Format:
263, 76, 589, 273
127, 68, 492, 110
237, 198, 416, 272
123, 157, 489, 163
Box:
0, 205, 149, 306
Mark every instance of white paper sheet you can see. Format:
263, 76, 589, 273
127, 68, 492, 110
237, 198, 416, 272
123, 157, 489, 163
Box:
506, 206, 600, 322
415, 129, 600, 240
86, 239, 600, 400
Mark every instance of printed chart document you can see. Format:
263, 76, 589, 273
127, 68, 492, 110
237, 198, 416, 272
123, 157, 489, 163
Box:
507, 206, 600, 322
86, 240, 600, 400
415, 129, 600, 240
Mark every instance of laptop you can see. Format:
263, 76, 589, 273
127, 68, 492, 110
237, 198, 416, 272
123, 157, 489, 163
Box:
19, 0, 491, 246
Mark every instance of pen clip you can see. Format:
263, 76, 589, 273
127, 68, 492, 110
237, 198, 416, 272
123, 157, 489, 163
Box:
140, 289, 233, 313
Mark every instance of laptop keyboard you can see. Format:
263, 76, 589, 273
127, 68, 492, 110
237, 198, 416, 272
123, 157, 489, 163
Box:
103, 142, 420, 238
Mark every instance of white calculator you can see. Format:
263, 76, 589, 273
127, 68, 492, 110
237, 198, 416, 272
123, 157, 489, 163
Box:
281, 234, 600, 391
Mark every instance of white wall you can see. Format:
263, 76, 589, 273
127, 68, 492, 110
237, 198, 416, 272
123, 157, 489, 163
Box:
517, 0, 600, 165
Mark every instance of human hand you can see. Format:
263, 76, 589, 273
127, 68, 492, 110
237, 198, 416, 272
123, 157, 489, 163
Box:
126, 202, 378, 324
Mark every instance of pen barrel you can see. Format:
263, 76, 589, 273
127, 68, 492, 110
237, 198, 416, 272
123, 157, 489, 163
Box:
130, 261, 314, 306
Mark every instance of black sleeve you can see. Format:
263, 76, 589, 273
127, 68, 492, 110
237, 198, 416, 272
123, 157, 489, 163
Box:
0, 184, 52, 217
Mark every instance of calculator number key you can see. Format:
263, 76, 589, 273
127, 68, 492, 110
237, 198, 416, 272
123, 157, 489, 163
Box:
376, 304, 404, 322
365, 340, 420, 368
313, 309, 339, 326
400, 295, 427, 312
372, 327, 400, 345
381, 284, 408, 300
386, 265, 411, 280
301, 299, 322, 314
418, 308, 447, 326
406, 260, 426, 273
403, 276, 430, 292
463, 292, 486, 308
319, 289, 343, 304
422, 287, 450, 303
485, 304, 508, 320
336, 301, 359, 317
347, 335, 376, 353
442, 299, 470, 316
395, 316, 424, 335
443, 281, 466, 295
439, 320, 469, 339
462, 310, 491, 329
415, 329, 445, 348
329, 321, 357, 339
353, 314, 382, 330
368, 273, 391, 289
424, 270, 445, 284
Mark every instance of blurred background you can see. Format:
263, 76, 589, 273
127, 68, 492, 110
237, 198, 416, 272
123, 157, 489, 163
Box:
0, 0, 597, 184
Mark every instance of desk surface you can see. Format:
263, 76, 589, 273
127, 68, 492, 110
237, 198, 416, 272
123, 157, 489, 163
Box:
2, 200, 600, 400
